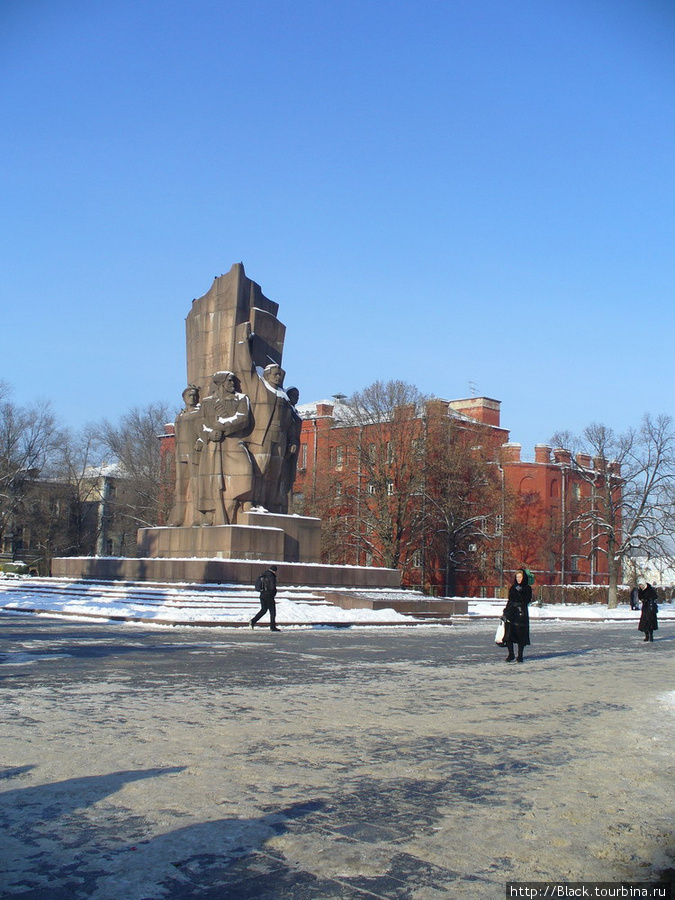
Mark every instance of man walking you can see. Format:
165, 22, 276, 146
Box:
250, 565, 280, 631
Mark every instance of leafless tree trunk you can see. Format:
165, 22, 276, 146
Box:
423, 409, 503, 595
0, 387, 64, 555
98, 402, 175, 545
552, 414, 675, 607
323, 381, 428, 572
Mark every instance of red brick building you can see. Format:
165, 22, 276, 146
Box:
292, 395, 614, 595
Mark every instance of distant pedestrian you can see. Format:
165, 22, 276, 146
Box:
503, 568, 532, 663
250, 565, 280, 631
629, 585, 640, 610
638, 582, 658, 642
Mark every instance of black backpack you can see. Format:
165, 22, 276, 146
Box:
256, 572, 273, 593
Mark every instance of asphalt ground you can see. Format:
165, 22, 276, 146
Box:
1, 613, 673, 899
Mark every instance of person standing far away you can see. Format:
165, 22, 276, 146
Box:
250, 565, 280, 631
503, 568, 532, 663
638, 581, 659, 642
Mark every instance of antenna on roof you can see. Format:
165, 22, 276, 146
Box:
469, 380, 477, 397
332, 393, 347, 404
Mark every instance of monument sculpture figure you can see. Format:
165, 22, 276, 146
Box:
193, 371, 253, 525
169, 384, 201, 527
233, 324, 298, 512
149, 263, 321, 562
177, 263, 300, 516
279, 386, 301, 514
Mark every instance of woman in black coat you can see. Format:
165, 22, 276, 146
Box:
503, 569, 532, 662
638, 582, 658, 642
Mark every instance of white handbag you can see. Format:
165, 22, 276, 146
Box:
494, 619, 506, 645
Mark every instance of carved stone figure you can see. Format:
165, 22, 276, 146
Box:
186, 263, 285, 403
194, 371, 253, 525
279, 386, 301, 513
233, 325, 296, 511
169, 385, 201, 527
171, 265, 302, 522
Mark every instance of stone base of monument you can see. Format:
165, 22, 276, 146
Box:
136, 512, 321, 564
51, 512, 404, 591
49, 556, 402, 589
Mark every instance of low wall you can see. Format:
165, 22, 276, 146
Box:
323, 591, 467, 616
535, 585, 673, 605
50, 556, 401, 590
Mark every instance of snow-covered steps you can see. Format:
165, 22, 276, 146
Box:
0, 577, 433, 627
320, 588, 468, 618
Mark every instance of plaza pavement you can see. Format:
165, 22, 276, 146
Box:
0, 612, 673, 899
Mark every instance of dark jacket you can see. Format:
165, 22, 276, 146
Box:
638, 584, 658, 632
503, 580, 532, 646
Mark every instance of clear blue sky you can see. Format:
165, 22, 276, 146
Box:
2, 0, 673, 455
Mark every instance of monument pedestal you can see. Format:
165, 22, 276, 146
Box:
52, 513, 401, 589
136, 513, 321, 564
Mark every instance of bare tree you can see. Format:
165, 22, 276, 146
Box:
0, 389, 64, 555
551, 414, 675, 607
347, 381, 429, 572
303, 383, 505, 588
314, 381, 429, 572
98, 402, 175, 548
47, 428, 112, 556
423, 406, 503, 595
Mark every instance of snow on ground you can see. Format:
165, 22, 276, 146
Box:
0, 574, 673, 626
0, 577, 413, 626
467, 598, 675, 621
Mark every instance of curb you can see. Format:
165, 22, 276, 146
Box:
0, 605, 455, 628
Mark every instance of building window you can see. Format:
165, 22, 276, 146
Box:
368, 482, 376, 495
335, 482, 343, 498
411, 549, 422, 568
572, 483, 581, 500
300, 443, 307, 470
386, 442, 394, 464
519, 476, 537, 495
336, 446, 344, 469
550, 479, 560, 498
386, 479, 394, 496
495, 514, 503, 535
